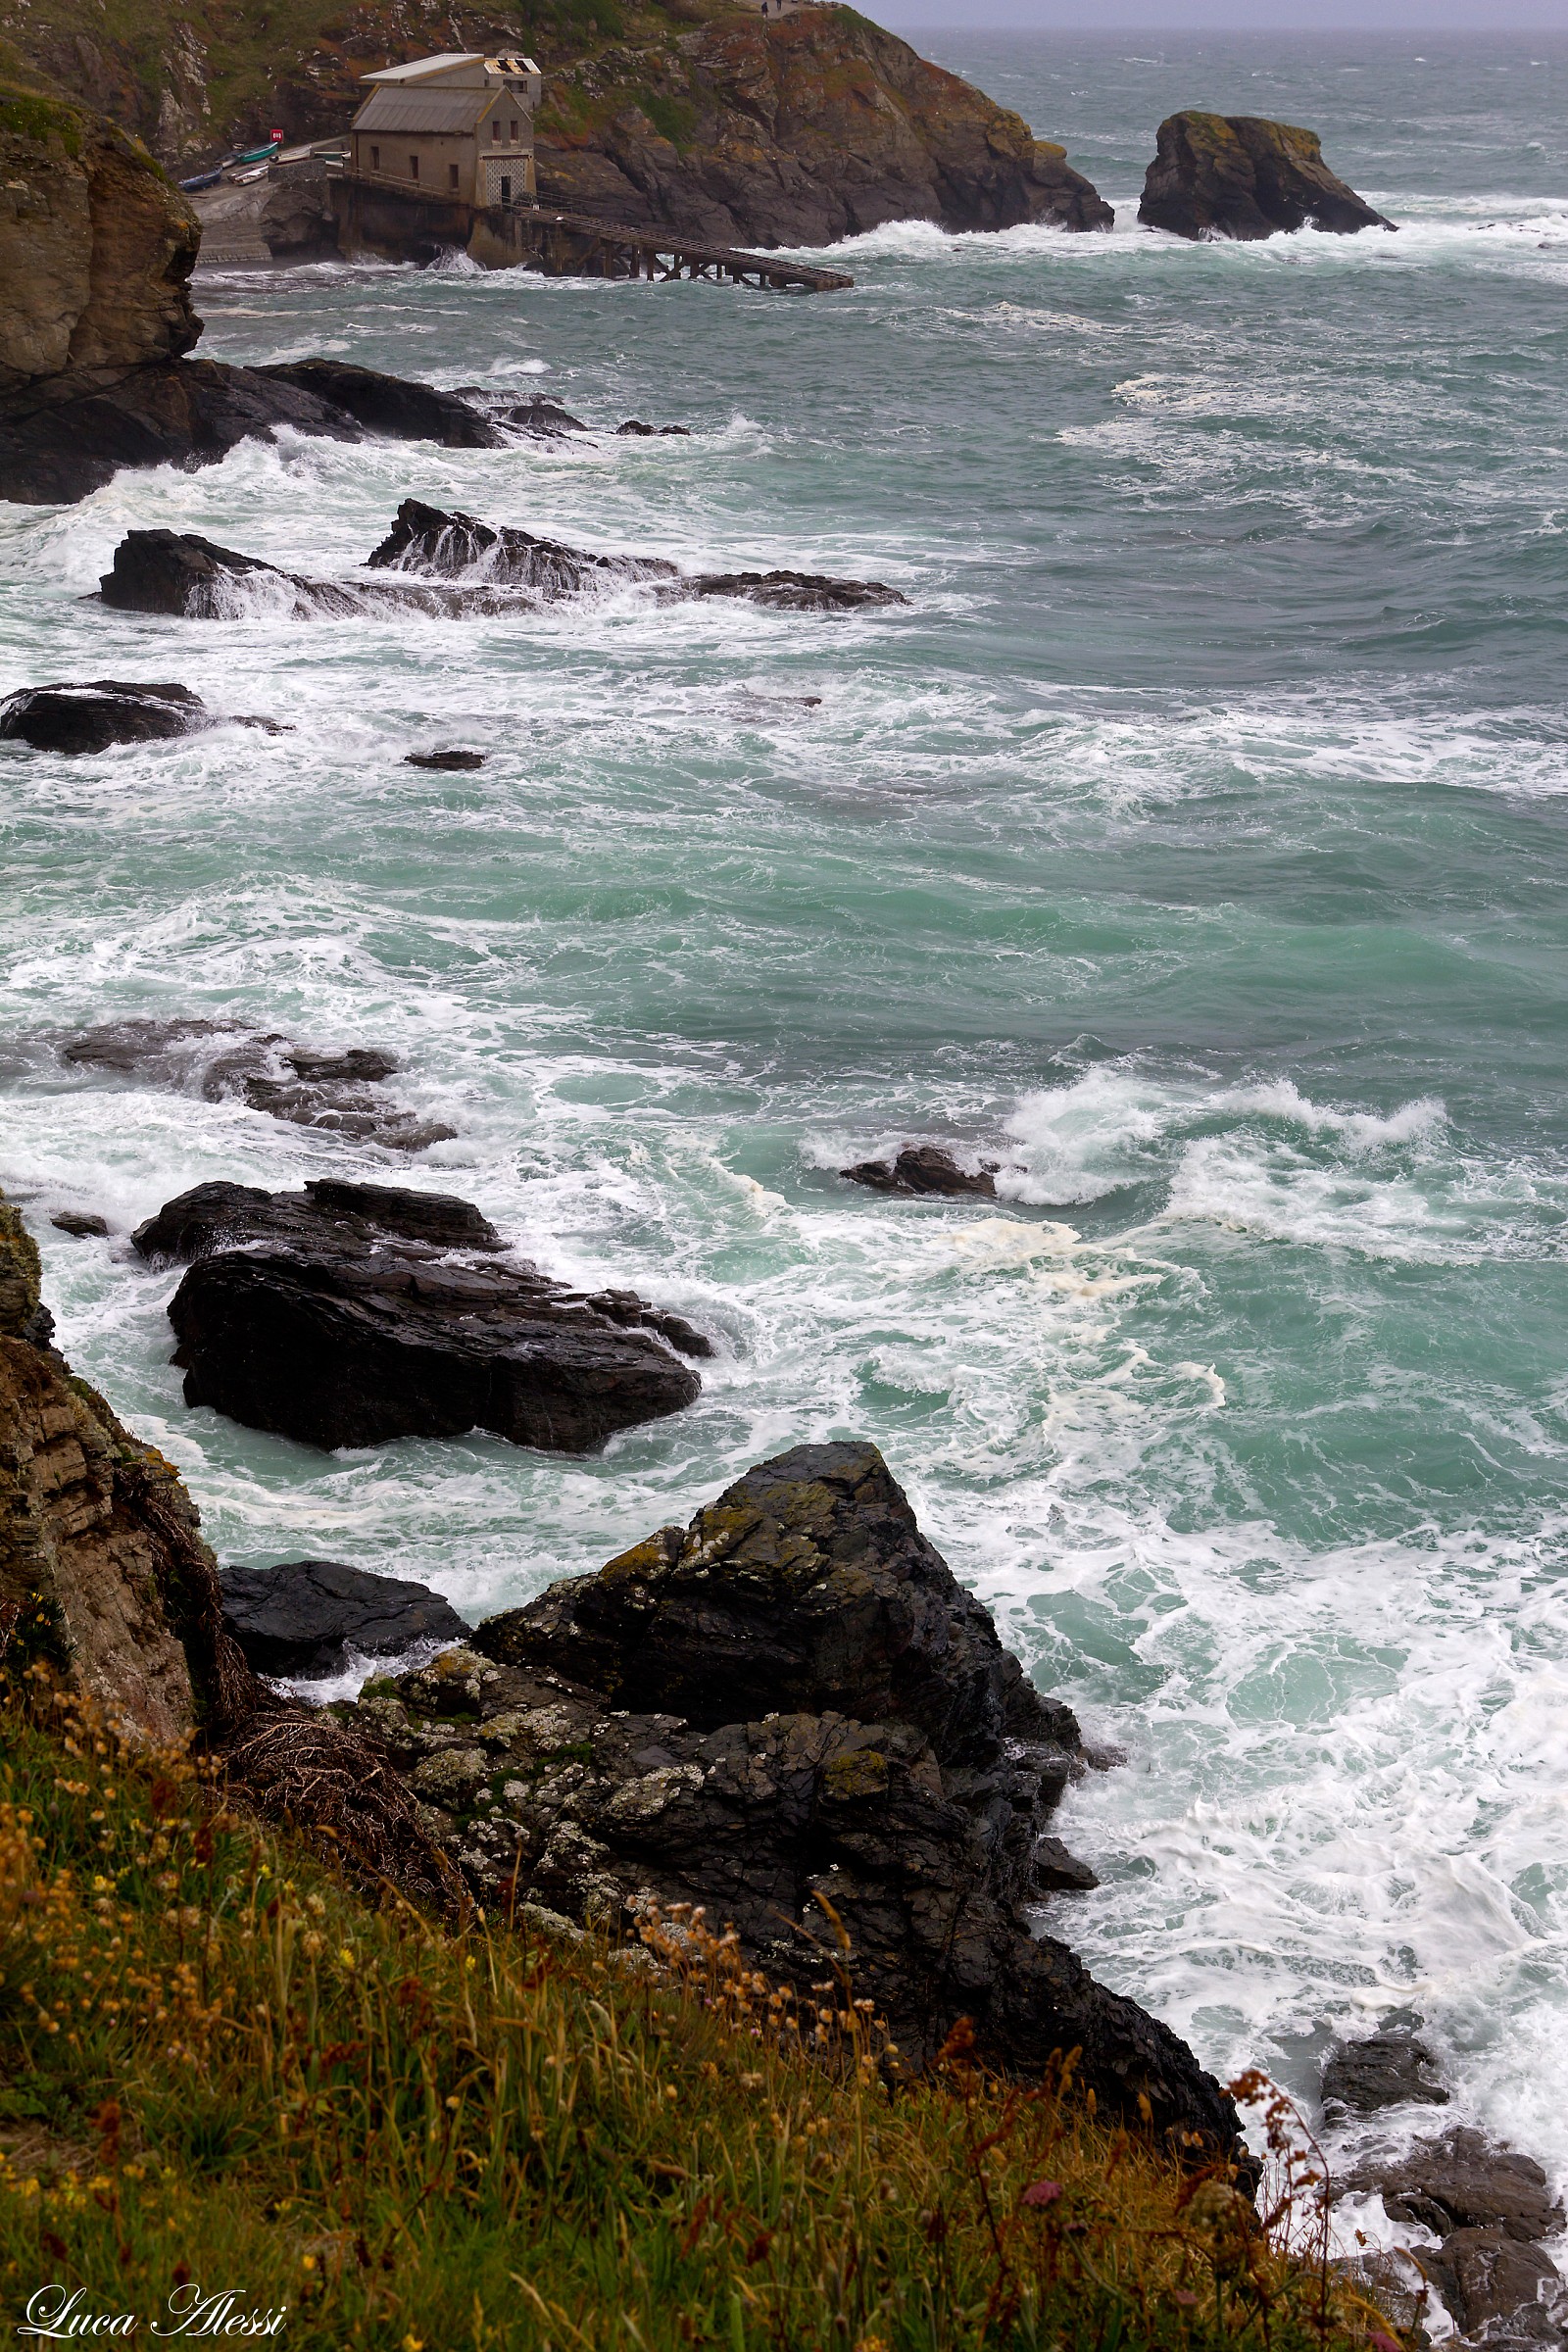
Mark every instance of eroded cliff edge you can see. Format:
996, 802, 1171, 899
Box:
0, 1187, 1240, 2163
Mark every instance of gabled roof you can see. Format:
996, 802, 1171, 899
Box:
360, 53, 483, 84
353, 88, 488, 134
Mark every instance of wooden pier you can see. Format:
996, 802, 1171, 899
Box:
477, 202, 853, 292
327, 173, 852, 292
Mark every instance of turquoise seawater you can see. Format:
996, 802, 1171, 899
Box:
3, 30, 1566, 2208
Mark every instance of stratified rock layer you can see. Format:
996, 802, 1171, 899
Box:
1138, 113, 1395, 242
135, 1178, 708, 1453
339, 1441, 1246, 2164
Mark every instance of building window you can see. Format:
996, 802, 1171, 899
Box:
369, 144, 379, 171
491, 120, 501, 141
449, 161, 459, 190
509, 120, 518, 141
409, 153, 418, 178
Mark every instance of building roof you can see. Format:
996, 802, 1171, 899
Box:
353, 88, 490, 134
360, 53, 483, 84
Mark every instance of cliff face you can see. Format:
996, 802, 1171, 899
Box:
0, 3, 1109, 243
0, 1195, 248, 1741
0, 81, 199, 403
533, 10, 1112, 244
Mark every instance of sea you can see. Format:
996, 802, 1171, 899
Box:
2, 28, 1565, 2236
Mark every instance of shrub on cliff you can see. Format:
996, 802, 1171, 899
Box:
0, 1676, 1403, 2349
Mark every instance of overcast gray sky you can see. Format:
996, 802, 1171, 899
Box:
874, 2, 1566, 26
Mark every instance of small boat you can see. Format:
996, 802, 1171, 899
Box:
178, 168, 223, 191
234, 140, 281, 165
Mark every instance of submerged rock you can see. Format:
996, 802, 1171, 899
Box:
1322, 2026, 1449, 2115
687, 566, 907, 614
405, 749, 486, 771
1138, 114, 1395, 242
220, 1558, 468, 1679
134, 1177, 709, 1453
339, 1441, 1242, 2164
50, 1210, 110, 1238
616, 419, 691, 437
843, 1145, 999, 1199
60, 1020, 453, 1152
96, 526, 517, 621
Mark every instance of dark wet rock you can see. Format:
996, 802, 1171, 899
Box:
133, 1177, 707, 1453
96, 526, 523, 622
844, 1145, 1000, 1199
367, 498, 677, 595
1344, 2128, 1564, 2341
1427, 2230, 1561, 2340
253, 360, 502, 449
687, 567, 907, 613
0, 356, 366, 508
60, 1022, 451, 1152
0, 677, 286, 753
406, 749, 486, 772
133, 1177, 503, 1262
616, 419, 691, 437
2, 678, 204, 754
338, 1442, 1243, 2166
1138, 114, 1396, 243
1351, 2129, 1563, 2246
492, 395, 590, 437
1032, 1834, 1099, 1893
220, 1557, 468, 1678
50, 1211, 110, 1239
1322, 2027, 1449, 2116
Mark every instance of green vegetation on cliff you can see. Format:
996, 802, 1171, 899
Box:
0, 1677, 1400, 2350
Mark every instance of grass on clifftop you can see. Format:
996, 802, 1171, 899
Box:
0, 1675, 1403, 2350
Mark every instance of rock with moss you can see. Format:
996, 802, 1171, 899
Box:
1138, 112, 1394, 242
337, 1440, 1246, 2165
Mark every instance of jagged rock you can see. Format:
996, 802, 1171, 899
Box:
1350, 2129, 1562, 2245
133, 1177, 708, 1453
369, 499, 905, 613
1345, 2128, 1564, 2341
1322, 2027, 1449, 2115
493, 395, 590, 436
49, 1211, 109, 1238
60, 1021, 453, 1152
253, 359, 502, 448
96, 525, 514, 620
844, 1145, 999, 1199
220, 1558, 468, 1678
1032, 1834, 1099, 1893
687, 567, 906, 613
0, 1189, 252, 1742
616, 419, 691, 437
367, 498, 677, 594
1138, 114, 1395, 242
406, 749, 486, 771
0, 677, 283, 753
337, 1441, 1245, 2167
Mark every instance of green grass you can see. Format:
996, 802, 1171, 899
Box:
0, 1675, 1402, 2350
